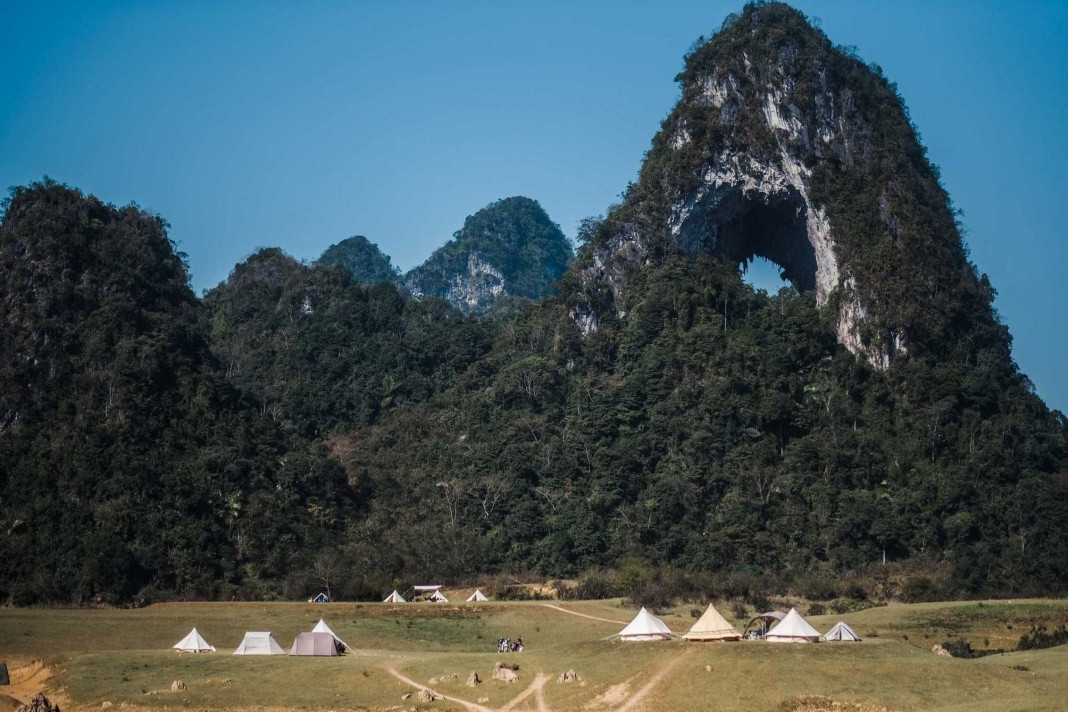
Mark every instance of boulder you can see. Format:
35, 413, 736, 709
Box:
417, 689, 438, 702
170, 680, 186, 692
931, 645, 952, 657
492, 662, 518, 684
556, 669, 581, 683
428, 673, 457, 685
15, 693, 59, 712
466, 672, 481, 687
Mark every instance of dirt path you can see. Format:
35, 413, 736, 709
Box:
498, 673, 550, 712
539, 604, 627, 624
383, 666, 494, 712
533, 673, 551, 712
612, 649, 693, 712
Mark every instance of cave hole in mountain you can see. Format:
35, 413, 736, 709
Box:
719, 190, 816, 295
692, 187, 817, 296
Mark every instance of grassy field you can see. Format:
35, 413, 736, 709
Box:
1, 598, 1066, 711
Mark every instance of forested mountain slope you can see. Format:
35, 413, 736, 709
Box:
0, 182, 351, 604
203, 248, 494, 439
317, 234, 400, 286
405, 196, 573, 315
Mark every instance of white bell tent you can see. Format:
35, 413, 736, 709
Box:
173, 627, 216, 653
765, 608, 821, 643
617, 607, 674, 641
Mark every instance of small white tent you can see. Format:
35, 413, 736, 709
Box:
383, 589, 407, 603
466, 589, 489, 602
428, 589, 449, 602
173, 627, 216, 653
824, 621, 861, 642
617, 607, 674, 641
765, 608, 821, 643
312, 618, 351, 652
683, 604, 741, 641
233, 631, 286, 655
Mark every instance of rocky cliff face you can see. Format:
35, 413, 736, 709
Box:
573, 2, 988, 368
405, 197, 572, 316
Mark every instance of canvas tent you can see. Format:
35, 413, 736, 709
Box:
383, 589, 407, 603
173, 627, 216, 653
824, 621, 861, 642
311, 618, 351, 652
233, 631, 286, 655
466, 589, 489, 602
289, 631, 339, 656
617, 607, 674, 641
309, 592, 329, 603
683, 604, 741, 641
765, 608, 821, 643
428, 589, 449, 602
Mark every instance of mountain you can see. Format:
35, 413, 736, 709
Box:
340, 3, 1068, 593
317, 234, 400, 285
571, 3, 994, 371
0, 181, 351, 604
2, 3, 1066, 605
404, 196, 573, 315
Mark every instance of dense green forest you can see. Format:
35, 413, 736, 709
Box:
317, 235, 400, 286
1, 2, 1065, 605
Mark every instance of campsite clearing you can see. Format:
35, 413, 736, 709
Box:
0, 599, 1067, 711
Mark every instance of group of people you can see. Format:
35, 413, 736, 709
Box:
496, 636, 523, 653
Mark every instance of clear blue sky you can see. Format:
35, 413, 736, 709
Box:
2, 1, 1065, 413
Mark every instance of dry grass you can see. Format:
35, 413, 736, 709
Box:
0, 598, 1066, 711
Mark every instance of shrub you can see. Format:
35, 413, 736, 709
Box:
808, 602, 826, 616
900, 576, 940, 603
1016, 625, 1068, 651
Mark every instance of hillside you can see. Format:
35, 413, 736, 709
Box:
405, 196, 573, 315
0, 182, 351, 604
317, 234, 400, 285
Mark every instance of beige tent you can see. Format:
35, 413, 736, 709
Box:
173, 627, 216, 653
683, 604, 741, 641
466, 589, 489, 602
233, 631, 286, 655
765, 608, 821, 643
289, 631, 339, 656
617, 607, 674, 641
311, 618, 351, 652
428, 589, 449, 602
383, 589, 406, 603
824, 621, 861, 642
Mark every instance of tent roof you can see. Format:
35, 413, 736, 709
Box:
466, 589, 488, 602
383, 589, 407, 603
311, 618, 351, 651
233, 631, 286, 655
766, 608, 822, 642
173, 627, 215, 652
683, 604, 741, 641
618, 607, 673, 640
824, 621, 861, 641
413, 585, 442, 591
